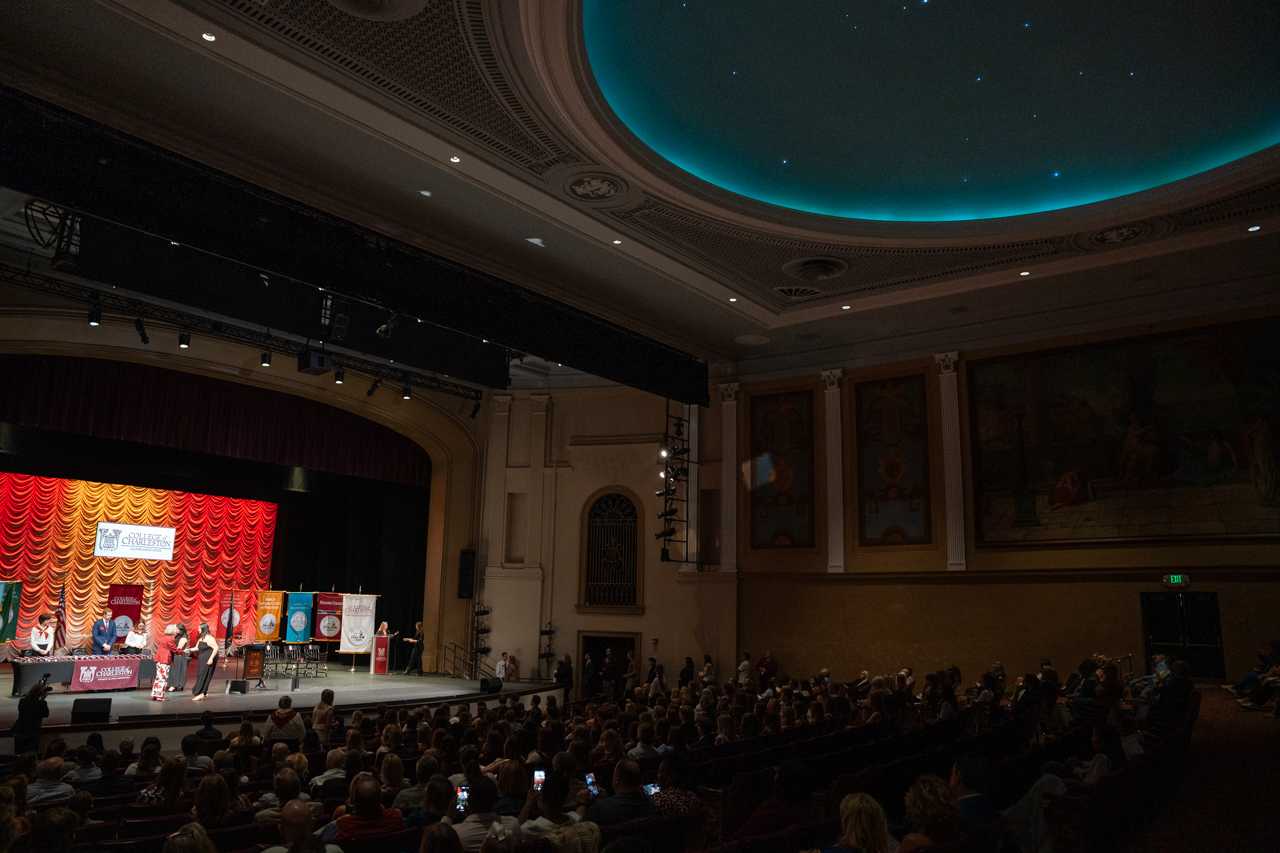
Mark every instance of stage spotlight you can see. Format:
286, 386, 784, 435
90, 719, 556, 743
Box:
87, 306, 101, 326
659, 449, 668, 458
669, 446, 690, 457
366, 378, 382, 397
401, 385, 411, 400
178, 332, 190, 349
134, 318, 149, 344
657, 508, 678, 519
656, 485, 676, 497
655, 527, 677, 540
469, 401, 481, 419
260, 351, 272, 367
334, 369, 344, 385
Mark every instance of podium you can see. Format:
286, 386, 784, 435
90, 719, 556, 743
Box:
372, 636, 389, 674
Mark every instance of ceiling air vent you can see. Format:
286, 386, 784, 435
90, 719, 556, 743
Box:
783, 256, 850, 281
775, 285, 823, 300
325, 0, 431, 20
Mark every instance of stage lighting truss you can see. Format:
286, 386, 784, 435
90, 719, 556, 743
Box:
656, 403, 698, 564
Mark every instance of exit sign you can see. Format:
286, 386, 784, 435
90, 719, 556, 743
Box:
1163, 574, 1190, 587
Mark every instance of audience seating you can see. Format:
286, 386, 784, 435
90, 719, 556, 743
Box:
338, 826, 421, 853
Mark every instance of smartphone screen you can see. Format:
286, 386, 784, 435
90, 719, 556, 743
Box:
1155, 660, 1168, 673
584, 772, 599, 796
642, 783, 660, 795
456, 786, 469, 812
533, 770, 545, 791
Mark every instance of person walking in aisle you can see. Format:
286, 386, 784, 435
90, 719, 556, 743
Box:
151, 625, 179, 701
402, 621, 424, 675
191, 623, 219, 700
168, 625, 190, 692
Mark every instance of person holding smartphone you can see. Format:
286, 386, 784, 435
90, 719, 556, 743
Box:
440, 775, 520, 852
575, 759, 655, 827
517, 773, 581, 840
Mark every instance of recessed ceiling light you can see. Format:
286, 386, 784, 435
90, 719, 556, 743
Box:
201, 33, 216, 41
526, 238, 545, 247
842, 305, 850, 310
728, 298, 737, 302
1248, 225, 1261, 232
612, 240, 622, 244
418, 190, 432, 197
1019, 271, 1031, 276
449, 156, 461, 163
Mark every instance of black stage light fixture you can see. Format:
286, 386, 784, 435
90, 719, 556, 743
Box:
657, 508, 678, 519
366, 377, 382, 397
87, 306, 101, 326
656, 485, 676, 497
333, 369, 344, 385
670, 446, 690, 457
668, 466, 688, 481
655, 526, 677, 540
178, 331, 190, 349
401, 384, 411, 400
260, 351, 272, 367
470, 401, 481, 419
134, 318, 149, 344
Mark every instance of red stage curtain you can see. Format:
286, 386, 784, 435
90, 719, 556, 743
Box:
0, 472, 274, 654
0, 354, 430, 486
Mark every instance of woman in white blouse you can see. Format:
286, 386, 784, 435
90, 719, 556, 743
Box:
30, 613, 56, 656
124, 619, 149, 652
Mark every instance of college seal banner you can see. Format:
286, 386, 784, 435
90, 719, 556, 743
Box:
254, 590, 283, 642
339, 594, 375, 654
107, 584, 144, 635
71, 657, 140, 690
315, 592, 343, 642
285, 592, 312, 643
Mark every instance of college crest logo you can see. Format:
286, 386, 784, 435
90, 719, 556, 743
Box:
114, 615, 134, 635
81, 666, 97, 683
98, 528, 121, 551
259, 613, 277, 635
289, 611, 308, 633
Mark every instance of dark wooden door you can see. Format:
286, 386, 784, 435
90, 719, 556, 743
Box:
1140, 591, 1226, 679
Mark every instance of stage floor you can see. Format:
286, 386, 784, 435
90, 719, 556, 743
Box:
1, 659, 544, 728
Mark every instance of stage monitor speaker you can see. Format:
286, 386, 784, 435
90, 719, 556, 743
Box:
70, 698, 111, 724
457, 549, 476, 599
479, 677, 502, 694
225, 680, 248, 694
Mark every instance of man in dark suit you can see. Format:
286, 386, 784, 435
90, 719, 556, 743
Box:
583, 651, 601, 698
91, 608, 117, 655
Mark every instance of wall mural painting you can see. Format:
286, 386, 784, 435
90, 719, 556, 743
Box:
749, 390, 816, 548
856, 375, 933, 546
969, 319, 1280, 545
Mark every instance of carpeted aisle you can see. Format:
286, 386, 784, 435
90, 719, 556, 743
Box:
1123, 688, 1279, 853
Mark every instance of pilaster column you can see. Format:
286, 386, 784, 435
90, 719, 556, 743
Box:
526, 395, 549, 570
934, 353, 967, 571
718, 383, 739, 572
821, 369, 845, 573
681, 403, 701, 572
483, 395, 513, 571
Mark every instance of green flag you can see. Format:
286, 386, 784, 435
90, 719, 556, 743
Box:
0, 582, 21, 643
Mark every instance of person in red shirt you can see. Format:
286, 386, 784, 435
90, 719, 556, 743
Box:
150, 625, 179, 701
319, 774, 402, 842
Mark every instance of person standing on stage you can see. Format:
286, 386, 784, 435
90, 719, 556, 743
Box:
495, 652, 509, 681
30, 613, 55, 656
191, 623, 219, 701
124, 619, 149, 653
402, 621, 424, 676
91, 608, 117, 655
168, 625, 190, 692
151, 625, 179, 702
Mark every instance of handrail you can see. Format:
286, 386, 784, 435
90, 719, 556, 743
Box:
440, 642, 497, 681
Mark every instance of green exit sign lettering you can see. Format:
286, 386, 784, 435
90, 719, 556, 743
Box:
1163, 574, 1190, 587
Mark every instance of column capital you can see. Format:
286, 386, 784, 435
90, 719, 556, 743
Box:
718, 382, 740, 403
934, 352, 960, 374
491, 394, 513, 414
820, 369, 844, 390
530, 394, 550, 414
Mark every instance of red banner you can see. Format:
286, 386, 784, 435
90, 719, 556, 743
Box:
107, 584, 144, 635
373, 635, 389, 674
70, 657, 140, 690
315, 593, 343, 642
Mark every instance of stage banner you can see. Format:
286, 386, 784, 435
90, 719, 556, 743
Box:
94, 522, 176, 561
107, 584, 144, 635
285, 592, 312, 643
255, 591, 283, 642
219, 590, 246, 641
71, 657, 140, 690
339, 594, 375, 654
315, 592, 343, 643
372, 635, 389, 674
0, 582, 20, 642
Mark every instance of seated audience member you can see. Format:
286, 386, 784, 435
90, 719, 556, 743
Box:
256, 742, 292, 783
441, 775, 520, 852
30, 807, 78, 853
822, 792, 890, 853
651, 756, 700, 819
494, 760, 528, 817
265, 696, 306, 744
195, 710, 222, 740
160, 822, 218, 853
181, 734, 215, 771
4, 778, 31, 835
319, 773, 404, 843
899, 774, 965, 853
1155, 661, 1193, 715
322, 749, 365, 800
62, 745, 102, 783
301, 728, 323, 757
137, 757, 187, 807
192, 772, 235, 830
28, 758, 74, 804
949, 753, 1001, 828
421, 822, 467, 853
127, 742, 164, 776
85, 750, 134, 797
309, 748, 347, 795
219, 767, 252, 811
578, 758, 654, 827
518, 773, 579, 840
285, 751, 312, 791
392, 755, 439, 811
404, 777, 454, 828
1225, 640, 1280, 698
1045, 722, 1126, 789
733, 760, 815, 840
230, 719, 260, 747
118, 737, 136, 765
382, 753, 409, 796
254, 768, 316, 822
626, 723, 660, 760
260, 798, 342, 853
66, 790, 100, 826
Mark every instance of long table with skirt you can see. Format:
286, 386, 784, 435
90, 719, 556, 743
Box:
10, 654, 156, 695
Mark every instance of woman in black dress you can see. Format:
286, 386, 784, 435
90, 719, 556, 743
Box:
167, 625, 190, 692
191, 623, 219, 701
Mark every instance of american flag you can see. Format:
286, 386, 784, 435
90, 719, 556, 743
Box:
53, 583, 66, 652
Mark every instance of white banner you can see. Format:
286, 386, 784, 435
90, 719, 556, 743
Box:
94, 522, 176, 561
339, 594, 376, 654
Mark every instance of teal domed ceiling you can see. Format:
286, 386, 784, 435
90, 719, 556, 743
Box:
582, 1, 1280, 222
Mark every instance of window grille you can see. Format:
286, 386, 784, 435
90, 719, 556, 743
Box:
585, 493, 638, 606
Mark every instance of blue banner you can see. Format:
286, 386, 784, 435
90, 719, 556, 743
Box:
285, 592, 313, 643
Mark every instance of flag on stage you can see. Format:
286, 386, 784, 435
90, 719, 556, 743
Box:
315, 593, 343, 642
285, 592, 312, 643
339, 594, 376, 654
107, 584, 144, 636
53, 583, 66, 651
255, 590, 283, 642
0, 582, 21, 643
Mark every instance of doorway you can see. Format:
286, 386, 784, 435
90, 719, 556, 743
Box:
577, 632, 640, 702
1139, 591, 1226, 679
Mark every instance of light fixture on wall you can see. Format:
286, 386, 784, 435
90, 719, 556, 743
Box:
469, 401, 481, 419
366, 377, 382, 397
333, 369, 344, 385
401, 384, 411, 400
655, 527, 676, 540
178, 332, 190, 349
87, 306, 101, 326
260, 351, 272, 367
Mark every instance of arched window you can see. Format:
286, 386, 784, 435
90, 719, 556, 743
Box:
584, 493, 639, 606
